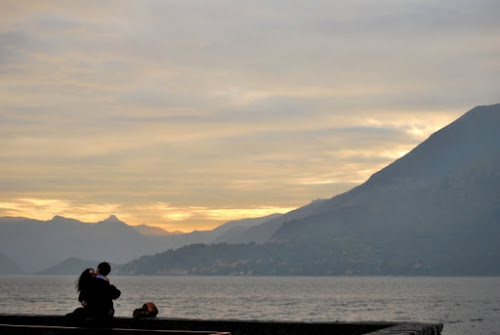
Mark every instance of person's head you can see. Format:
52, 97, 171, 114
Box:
97, 262, 111, 276
76, 268, 95, 292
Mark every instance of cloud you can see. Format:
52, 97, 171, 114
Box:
134, 203, 298, 231
0, 0, 499, 230
0, 198, 121, 223
0, 198, 294, 232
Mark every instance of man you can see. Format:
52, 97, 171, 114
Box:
85, 262, 121, 321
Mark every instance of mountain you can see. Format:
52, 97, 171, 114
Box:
266, 103, 500, 274
212, 214, 283, 243
117, 103, 500, 276
0, 213, 282, 273
224, 199, 328, 244
0, 215, 154, 273
36, 257, 100, 276
132, 225, 180, 236
0, 252, 23, 275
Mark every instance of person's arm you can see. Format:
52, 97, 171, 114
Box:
78, 291, 88, 306
109, 284, 121, 300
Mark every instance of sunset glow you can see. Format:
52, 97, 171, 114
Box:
1, 0, 498, 232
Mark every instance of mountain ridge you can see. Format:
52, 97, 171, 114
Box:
117, 103, 500, 276
0, 213, 281, 273
2, 103, 499, 275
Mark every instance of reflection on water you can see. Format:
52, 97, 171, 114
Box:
0, 276, 499, 335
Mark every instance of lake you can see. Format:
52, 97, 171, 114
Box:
0, 276, 499, 335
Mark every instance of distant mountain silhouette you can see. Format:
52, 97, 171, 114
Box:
0, 215, 152, 273
213, 214, 283, 243
224, 199, 329, 244
36, 257, 100, 276
132, 224, 180, 236
0, 213, 281, 273
0, 252, 23, 275
117, 103, 500, 276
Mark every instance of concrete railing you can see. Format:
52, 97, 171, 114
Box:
0, 315, 443, 335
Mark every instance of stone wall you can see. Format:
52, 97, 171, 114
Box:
0, 315, 443, 335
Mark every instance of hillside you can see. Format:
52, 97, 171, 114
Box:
0, 252, 23, 275
36, 258, 101, 276
266, 103, 500, 274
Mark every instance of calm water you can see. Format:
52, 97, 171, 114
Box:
0, 276, 499, 335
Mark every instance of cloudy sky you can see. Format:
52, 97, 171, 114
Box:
1, 1, 499, 232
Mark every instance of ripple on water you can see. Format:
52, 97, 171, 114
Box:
0, 276, 499, 335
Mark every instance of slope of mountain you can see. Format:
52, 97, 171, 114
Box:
0, 252, 23, 275
132, 224, 180, 236
266, 103, 500, 274
213, 213, 283, 243
36, 257, 100, 275
228, 199, 328, 243
117, 103, 500, 276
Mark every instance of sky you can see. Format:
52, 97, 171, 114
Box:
1, 1, 499, 232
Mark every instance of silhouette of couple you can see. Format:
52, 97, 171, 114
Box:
66, 262, 121, 322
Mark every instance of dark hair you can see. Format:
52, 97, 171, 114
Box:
76, 268, 94, 292
97, 262, 111, 276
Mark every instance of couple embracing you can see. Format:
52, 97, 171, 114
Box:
66, 262, 121, 322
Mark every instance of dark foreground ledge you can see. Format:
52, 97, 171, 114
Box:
0, 314, 442, 335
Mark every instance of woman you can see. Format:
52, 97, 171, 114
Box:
66, 268, 96, 319
77, 268, 95, 307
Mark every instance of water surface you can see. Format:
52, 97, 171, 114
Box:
0, 276, 498, 335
